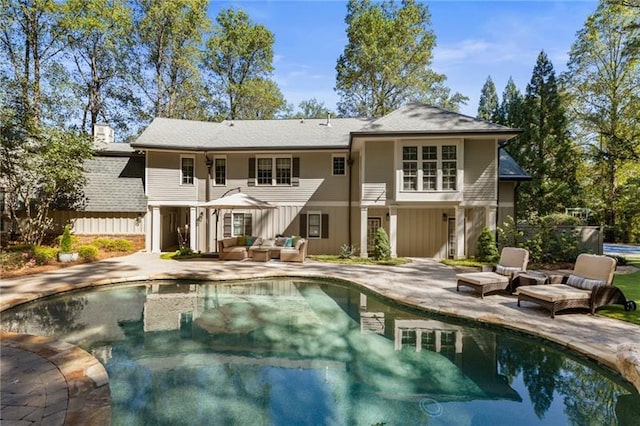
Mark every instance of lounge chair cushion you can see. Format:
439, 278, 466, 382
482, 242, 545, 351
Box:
573, 254, 616, 284
499, 247, 530, 269
456, 272, 510, 285
566, 274, 604, 290
518, 284, 591, 303
496, 265, 521, 276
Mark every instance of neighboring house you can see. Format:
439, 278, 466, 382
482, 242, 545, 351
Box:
131, 103, 525, 259
52, 140, 147, 240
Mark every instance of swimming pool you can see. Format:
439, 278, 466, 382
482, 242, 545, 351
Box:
2, 278, 638, 425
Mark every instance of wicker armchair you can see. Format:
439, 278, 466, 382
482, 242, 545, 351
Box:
517, 253, 634, 318
456, 247, 530, 298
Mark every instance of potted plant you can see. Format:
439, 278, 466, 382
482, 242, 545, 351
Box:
58, 225, 78, 262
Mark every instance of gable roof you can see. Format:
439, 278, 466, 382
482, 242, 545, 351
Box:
357, 103, 521, 136
499, 148, 531, 181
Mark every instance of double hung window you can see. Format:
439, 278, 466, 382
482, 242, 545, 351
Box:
213, 157, 226, 186
181, 156, 194, 185
256, 156, 292, 185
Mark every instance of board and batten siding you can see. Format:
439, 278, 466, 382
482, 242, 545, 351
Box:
52, 211, 145, 234
396, 208, 449, 258
465, 207, 486, 259
463, 140, 497, 201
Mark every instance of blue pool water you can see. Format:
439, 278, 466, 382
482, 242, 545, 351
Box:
1, 279, 638, 425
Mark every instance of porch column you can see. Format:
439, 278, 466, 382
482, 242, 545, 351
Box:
151, 206, 161, 253
389, 207, 397, 258
360, 207, 368, 258
189, 206, 197, 251
455, 206, 465, 259
145, 207, 151, 253
485, 206, 497, 232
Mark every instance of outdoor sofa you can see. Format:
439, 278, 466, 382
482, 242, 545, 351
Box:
517, 253, 635, 318
218, 236, 307, 262
456, 247, 530, 298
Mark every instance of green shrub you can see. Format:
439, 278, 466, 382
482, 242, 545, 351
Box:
178, 247, 194, 256
373, 228, 391, 261
33, 245, 58, 265
477, 227, 499, 263
91, 238, 133, 252
77, 245, 99, 261
59, 225, 73, 253
338, 244, 357, 259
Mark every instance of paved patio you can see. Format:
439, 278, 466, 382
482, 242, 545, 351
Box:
1, 252, 639, 425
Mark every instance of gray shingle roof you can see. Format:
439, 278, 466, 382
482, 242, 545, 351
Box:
82, 156, 147, 212
499, 148, 531, 181
132, 103, 521, 151
133, 117, 371, 151
359, 103, 521, 135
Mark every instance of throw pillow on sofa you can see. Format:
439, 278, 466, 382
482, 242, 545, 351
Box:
245, 236, 254, 246
238, 236, 247, 246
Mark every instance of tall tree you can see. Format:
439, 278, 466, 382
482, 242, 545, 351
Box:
204, 8, 285, 120
510, 51, 581, 219
134, 0, 210, 120
335, 0, 466, 117
297, 98, 333, 119
564, 0, 640, 239
0, 0, 67, 128
60, 0, 133, 134
477, 76, 499, 122
497, 77, 524, 127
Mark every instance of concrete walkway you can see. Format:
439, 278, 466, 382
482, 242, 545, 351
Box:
1, 253, 639, 424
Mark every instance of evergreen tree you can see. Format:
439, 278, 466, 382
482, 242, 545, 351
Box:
510, 51, 581, 219
477, 76, 500, 122
497, 77, 524, 127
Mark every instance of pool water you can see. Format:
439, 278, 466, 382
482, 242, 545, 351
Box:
2, 279, 638, 425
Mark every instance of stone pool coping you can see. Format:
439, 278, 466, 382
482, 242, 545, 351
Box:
1, 252, 639, 424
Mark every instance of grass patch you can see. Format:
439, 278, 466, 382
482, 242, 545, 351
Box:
441, 258, 488, 268
598, 254, 640, 325
309, 255, 409, 266
159, 251, 203, 260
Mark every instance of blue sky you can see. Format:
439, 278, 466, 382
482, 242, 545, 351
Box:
208, 1, 598, 117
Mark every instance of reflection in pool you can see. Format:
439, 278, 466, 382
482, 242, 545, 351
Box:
2, 279, 638, 425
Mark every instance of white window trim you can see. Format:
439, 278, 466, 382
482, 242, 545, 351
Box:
307, 210, 322, 239
256, 154, 293, 186
180, 154, 195, 186
398, 141, 460, 192
212, 155, 227, 186
332, 154, 347, 176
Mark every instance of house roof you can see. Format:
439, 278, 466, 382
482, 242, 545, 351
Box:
133, 116, 371, 151
356, 103, 521, 136
82, 156, 147, 212
131, 103, 521, 151
499, 148, 531, 181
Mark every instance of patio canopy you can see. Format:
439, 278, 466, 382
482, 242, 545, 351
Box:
201, 192, 277, 210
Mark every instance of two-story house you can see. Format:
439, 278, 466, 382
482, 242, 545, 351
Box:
131, 103, 527, 259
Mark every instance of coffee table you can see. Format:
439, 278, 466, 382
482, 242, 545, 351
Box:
251, 248, 270, 262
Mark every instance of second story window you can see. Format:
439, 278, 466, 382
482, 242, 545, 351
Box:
442, 145, 457, 190
402, 147, 418, 190
214, 157, 226, 186
181, 156, 194, 185
400, 143, 458, 192
276, 158, 291, 185
332, 155, 346, 176
255, 156, 292, 185
257, 158, 272, 185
